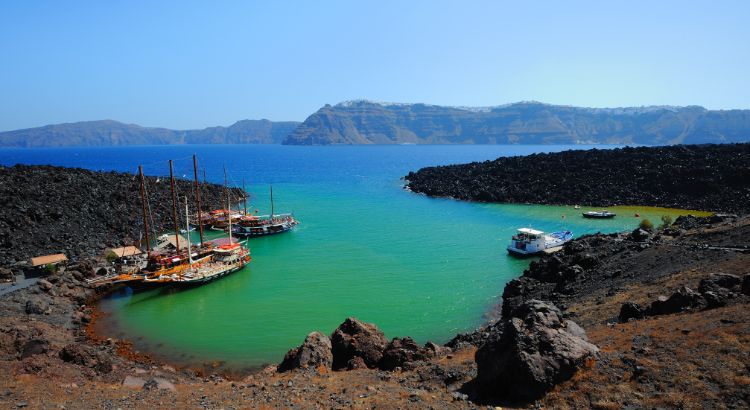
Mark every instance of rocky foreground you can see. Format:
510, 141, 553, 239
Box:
405, 143, 750, 214
0, 164, 241, 269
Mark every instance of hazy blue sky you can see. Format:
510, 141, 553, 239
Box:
0, 1, 748, 131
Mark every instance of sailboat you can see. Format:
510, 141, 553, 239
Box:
165, 196, 251, 286
232, 185, 299, 238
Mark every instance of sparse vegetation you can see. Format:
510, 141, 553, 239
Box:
660, 215, 673, 230
639, 218, 654, 231
105, 252, 118, 264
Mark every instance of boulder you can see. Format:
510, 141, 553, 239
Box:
143, 378, 176, 392
649, 286, 704, 316
59, 344, 113, 374
424, 341, 449, 357
122, 376, 146, 388
0, 267, 13, 282
278, 331, 333, 372
699, 273, 742, 294
330, 317, 388, 370
631, 228, 651, 242
702, 290, 729, 309
618, 302, 646, 323
25, 298, 48, 315
346, 356, 367, 370
501, 277, 538, 318
37, 279, 53, 292
19, 339, 50, 359
475, 300, 599, 402
379, 337, 431, 371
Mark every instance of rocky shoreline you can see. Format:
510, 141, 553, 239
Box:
1, 162, 749, 408
405, 143, 750, 214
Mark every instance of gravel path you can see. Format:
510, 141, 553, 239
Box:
0, 275, 39, 297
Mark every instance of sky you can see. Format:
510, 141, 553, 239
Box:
0, 0, 748, 131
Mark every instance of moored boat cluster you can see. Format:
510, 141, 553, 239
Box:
88, 155, 298, 289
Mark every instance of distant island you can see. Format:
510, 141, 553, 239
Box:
283, 100, 750, 145
3, 100, 750, 147
0, 119, 300, 147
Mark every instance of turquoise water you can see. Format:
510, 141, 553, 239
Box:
0, 145, 708, 370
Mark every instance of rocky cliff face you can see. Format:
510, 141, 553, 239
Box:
283, 100, 750, 145
0, 119, 301, 147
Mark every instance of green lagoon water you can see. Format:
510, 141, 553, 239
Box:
0, 144, 709, 370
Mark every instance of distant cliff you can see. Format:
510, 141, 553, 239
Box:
0, 119, 301, 147
283, 100, 750, 145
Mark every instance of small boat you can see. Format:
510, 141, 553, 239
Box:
582, 210, 616, 219
507, 228, 573, 257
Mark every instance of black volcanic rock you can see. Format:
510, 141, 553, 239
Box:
699, 273, 742, 294
649, 286, 705, 315
284, 100, 750, 145
405, 143, 750, 214
0, 119, 301, 147
0, 165, 238, 267
619, 302, 646, 323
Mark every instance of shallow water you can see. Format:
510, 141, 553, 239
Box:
0, 144, 709, 369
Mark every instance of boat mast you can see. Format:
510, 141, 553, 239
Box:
184, 196, 192, 264
228, 187, 233, 245
192, 154, 204, 246
270, 185, 274, 221
169, 160, 180, 252
223, 165, 228, 216
138, 165, 151, 258
243, 177, 248, 215
225, 166, 233, 245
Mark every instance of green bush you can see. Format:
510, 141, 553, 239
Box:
639, 218, 654, 231
105, 251, 118, 264
659, 215, 673, 230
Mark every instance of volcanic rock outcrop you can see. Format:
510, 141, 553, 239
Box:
278, 332, 333, 371
474, 300, 598, 402
330, 317, 389, 370
405, 143, 750, 214
279, 317, 444, 372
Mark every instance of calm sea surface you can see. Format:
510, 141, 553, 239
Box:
0, 145, 706, 370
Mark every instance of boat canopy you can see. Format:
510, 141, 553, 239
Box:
208, 237, 240, 246
30, 253, 68, 267
517, 228, 544, 235
107, 246, 142, 258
